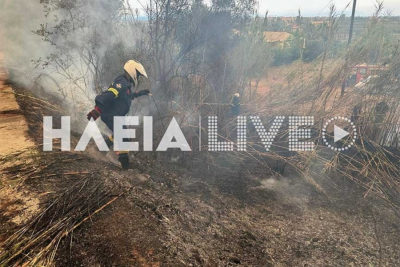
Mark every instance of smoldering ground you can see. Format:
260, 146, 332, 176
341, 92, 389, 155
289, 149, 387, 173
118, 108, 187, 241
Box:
2, 1, 400, 265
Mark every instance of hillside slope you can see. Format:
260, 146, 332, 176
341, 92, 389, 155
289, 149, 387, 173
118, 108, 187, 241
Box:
1, 74, 400, 266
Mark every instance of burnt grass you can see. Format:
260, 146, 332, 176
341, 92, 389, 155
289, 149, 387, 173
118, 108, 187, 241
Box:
1, 80, 400, 266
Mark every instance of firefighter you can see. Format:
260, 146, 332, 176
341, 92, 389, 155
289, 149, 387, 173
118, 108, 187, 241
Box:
86, 60, 150, 169
230, 93, 241, 116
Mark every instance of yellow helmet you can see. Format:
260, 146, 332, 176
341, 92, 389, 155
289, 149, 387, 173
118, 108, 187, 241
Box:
124, 60, 148, 85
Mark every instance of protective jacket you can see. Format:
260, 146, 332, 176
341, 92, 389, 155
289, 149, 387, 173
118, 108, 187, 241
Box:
95, 74, 146, 131
231, 96, 241, 116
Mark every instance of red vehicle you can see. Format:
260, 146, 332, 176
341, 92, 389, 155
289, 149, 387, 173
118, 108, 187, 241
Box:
354, 64, 387, 83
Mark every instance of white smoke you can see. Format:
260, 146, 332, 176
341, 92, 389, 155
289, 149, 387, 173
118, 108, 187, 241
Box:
0, 0, 147, 133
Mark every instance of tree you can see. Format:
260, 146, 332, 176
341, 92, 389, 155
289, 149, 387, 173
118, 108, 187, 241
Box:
33, 0, 124, 100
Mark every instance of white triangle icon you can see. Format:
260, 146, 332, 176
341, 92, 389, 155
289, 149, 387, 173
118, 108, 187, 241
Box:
334, 125, 349, 142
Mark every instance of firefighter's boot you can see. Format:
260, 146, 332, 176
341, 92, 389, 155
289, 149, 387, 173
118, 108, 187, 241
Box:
118, 152, 129, 170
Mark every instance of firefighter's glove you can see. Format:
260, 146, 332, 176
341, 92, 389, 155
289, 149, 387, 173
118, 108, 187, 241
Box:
138, 89, 150, 96
87, 107, 101, 121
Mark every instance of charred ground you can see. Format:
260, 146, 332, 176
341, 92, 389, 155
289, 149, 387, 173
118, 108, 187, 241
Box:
1, 80, 400, 267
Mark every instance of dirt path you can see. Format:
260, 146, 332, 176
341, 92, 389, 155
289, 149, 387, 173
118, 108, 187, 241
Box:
0, 53, 39, 244
0, 52, 34, 156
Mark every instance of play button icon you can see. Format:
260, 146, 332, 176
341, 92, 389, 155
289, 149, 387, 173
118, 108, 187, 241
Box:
322, 117, 357, 151
334, 125, 349, 142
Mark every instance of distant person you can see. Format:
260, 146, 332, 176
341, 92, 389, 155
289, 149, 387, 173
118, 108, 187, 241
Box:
230, 93, 241, 116
86, 60, 150, 169
351, 104, 362, 124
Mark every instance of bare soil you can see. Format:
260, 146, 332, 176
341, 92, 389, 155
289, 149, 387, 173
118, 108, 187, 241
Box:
0, 52, 34, 156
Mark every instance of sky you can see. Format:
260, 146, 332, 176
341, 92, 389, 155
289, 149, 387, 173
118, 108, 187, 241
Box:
129, 0, 400, 17
257, 0, 400, 16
